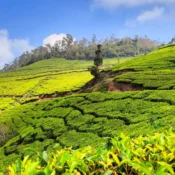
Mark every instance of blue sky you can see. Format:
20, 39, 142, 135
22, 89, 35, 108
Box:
0, 0, 175, 68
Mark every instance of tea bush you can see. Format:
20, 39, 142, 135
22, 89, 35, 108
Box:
111, 44, 175, 90
0, 58, 128, 98
0, 98, 17, 111
2, 130, 175, 175
1, 90, 175, 170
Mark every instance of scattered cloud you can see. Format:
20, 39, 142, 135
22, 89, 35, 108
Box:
92, 0, 175, 9
43, 33, 76, 47
125, 6, 164, 27
0, 29, 34, 69
137, 6, 164, 23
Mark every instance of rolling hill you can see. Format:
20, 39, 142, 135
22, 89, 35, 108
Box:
1, 45, 175, 173
0, 58, 129, 112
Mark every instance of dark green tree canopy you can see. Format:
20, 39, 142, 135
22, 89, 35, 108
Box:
89, 45, 103, 77
94, 44, 103, 67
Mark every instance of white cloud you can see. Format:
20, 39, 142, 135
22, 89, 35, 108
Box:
43, 33, 67, 47
93, 0, 175, 8
43, 33, 76, 47
125, 6, 164, 27
137, 6, 164, 23
0, 30, 14, 67
0, 29, 34, 69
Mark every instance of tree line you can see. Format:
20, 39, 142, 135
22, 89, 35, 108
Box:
2, 34, 159, 72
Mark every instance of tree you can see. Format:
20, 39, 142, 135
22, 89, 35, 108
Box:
169, 37, 175, 44
2, 34, 158, 72
89, 45, 103, 77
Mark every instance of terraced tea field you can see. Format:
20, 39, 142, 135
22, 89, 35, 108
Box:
0, 98, 18, 112
111, 44, 175, 90
1, 90, 175, 169
1, 45, 175, 173
0, 58, 129, 111
0, 59, 93, 97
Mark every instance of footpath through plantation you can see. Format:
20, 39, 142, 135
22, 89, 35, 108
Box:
1, 44, 175, 174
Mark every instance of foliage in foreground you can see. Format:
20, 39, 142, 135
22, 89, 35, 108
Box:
3, 130, 175, 175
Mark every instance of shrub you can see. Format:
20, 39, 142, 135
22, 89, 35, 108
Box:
4, 130, 175, 175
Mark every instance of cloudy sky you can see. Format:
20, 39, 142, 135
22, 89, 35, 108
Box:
0, 0, 175, 68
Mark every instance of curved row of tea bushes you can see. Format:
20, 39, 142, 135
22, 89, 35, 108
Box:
111, 44, 175, 90
3, 130, 175, 175
1, 91, 175, 170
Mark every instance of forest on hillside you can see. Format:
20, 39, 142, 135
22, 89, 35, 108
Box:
2, 34, 158, 72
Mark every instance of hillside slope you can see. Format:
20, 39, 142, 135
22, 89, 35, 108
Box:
0, 58, 129, 111
0, 58, 93, 98
1, 45, 175, 170
78, 44, 175, 93
1, 90, 175, 169
112, 44, 175, 90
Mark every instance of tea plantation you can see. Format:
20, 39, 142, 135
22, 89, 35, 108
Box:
1, 45, 175, 174
1, 90, 175, 171
0, 58, 129, 111
0, 59, 94, 97
6, 130, 175, 175
112, 44, 175, 89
